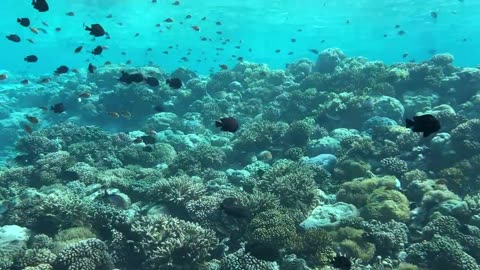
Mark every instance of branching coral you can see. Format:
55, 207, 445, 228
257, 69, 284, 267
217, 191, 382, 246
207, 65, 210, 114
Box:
233, 120, 288, 153
53, 238, 114, 270
257, 159, 318, 212
129, 215, 218, 270
169, 144, 226, 175
149, 174, 206, 208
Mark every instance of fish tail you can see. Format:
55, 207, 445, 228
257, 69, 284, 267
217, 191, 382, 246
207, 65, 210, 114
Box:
215, 121, 223, 128
406, 118, 414, 128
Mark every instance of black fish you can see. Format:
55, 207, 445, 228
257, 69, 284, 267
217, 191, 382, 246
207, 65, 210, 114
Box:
54, 65, 69, 75
24, 55, 38, 62
6, 34, 21, 42
88, 63, 96, 73
245, 242, 280, 261
166, 78, 182, 89
17, 18, 30, 27
50, 103, 65, 113
406, 114, 440, 137
85, 24, 105, 37
153, 104, 165, 112
74, 46, 83, 53
92, 46, 103, 55
141, 135, 156, 144
331, 254, 352, 270
118, 71, 143, 84
32, 0, 49, 12
144, 145, 154, 152
220, 197, 249, 218
215, 117, 239, 133
145, 77, 159, 87
431, 11, 438, 19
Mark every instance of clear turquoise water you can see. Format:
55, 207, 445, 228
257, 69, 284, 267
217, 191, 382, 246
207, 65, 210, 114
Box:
1, 0, 477, 76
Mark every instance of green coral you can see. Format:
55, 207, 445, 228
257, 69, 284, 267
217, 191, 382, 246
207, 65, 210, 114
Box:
336, 176, 398, 207
362, 187, 410, 222
53, 227, 97, 253
332, 226, 375, 262
450, 118, 480, 158
334, 158, 371, 181
118, 142, 176, 167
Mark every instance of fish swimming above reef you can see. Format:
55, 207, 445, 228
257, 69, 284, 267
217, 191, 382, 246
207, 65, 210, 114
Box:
50, 103, 65, 113
6, 34, 21, 43
145, 76, 159, 87
84, 23, 106, 37
24, 55, 38, 62
244, 241, 280, 261
215, 117, 239, 133
166, 78, 182, 89
118, 71, 144, 84
220, 197, 250, 218
17, 18, 30, 27
54, 65, 69, 75
32, 0, 49, 12
406, 114, 440, 137
91, 46, 103, 55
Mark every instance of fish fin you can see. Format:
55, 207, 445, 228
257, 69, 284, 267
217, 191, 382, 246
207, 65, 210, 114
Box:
406, 118, 414, 128
215, 121, 223, 128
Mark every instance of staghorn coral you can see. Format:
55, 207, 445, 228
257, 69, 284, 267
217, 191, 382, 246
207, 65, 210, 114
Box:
53, 238, 114, 270
129, 215, 218, 270
12, 248, 56, 270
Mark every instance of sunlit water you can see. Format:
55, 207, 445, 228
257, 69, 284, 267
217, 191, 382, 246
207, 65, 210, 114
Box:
0, 0, 477, 77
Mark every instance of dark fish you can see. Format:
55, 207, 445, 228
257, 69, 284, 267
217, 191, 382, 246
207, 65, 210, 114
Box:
398, 30, 406, 35
50, 103, 65, 113
166, 78, 182, 89
220, 197, 250, 218
24, 55, 38, 62
88, 63, 96, 73
215, 117, 239, 133
291, 38, 296, 43
119, 71, 144, 84
92, 46, 103, 55
309, 49, 319, 54
66, 11, 75, 16
406, 114, 440, 137
145, 77, 159, 87
54, 65, 69, 75
17, 18, 30, 27
85, 23, 105, 37
402, 53, 408, 58
25, 115, 39, 124
144, 145, 154, 152
32, 0, 49, 12
141, 135, 156, 144
245, 242, 280, 261
6, 34, 21, 42
153, 104, 165, 112
431, 11, 438, 19
331, 254, 352, 270
74, 46, 83, 53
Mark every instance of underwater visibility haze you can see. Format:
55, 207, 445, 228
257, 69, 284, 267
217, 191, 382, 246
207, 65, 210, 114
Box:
1, 0, 480, 270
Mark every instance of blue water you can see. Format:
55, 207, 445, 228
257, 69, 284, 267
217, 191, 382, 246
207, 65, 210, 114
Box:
1, 0, 477, 77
